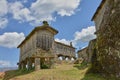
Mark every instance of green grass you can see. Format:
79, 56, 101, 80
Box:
3, 68, 34, 80
82, 73, 106, 80
3, 64, 108, 80
74, 62, 88, 70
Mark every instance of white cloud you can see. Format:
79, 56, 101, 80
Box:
0, 32, 25, 48
7, 0, 80, 25
0, 0, 81, 27
0, 60, 11, 67
0, 0, 81, 28
0, 0, 8, 17
30, 0, 80, 17
0, 0, 8, 29
30, 0, 80, 25
74, 26, 96, 42
55, 38, 71, 45
9, 1, 34, 22
55, 26, 96, 47
22, 0, 28, 3
0, 18, 8, 29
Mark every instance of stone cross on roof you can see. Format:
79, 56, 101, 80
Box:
43, 21, 49, 26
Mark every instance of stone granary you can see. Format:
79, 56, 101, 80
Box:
91, 0, 120, 78
17, 21, 76, 70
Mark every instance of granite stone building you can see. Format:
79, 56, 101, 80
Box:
17, 21, 76, 70
91, 0, 120, 78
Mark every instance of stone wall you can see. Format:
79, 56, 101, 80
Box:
78, 47, 88, 62
54, 42, 75, 57
36, 29, 54, 51
94, 1, 107, 31
20, 33, 36, 61
87, 39, 96, 63
92, 0, 120, 78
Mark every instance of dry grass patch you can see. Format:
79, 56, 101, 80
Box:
3, 64, 107, 80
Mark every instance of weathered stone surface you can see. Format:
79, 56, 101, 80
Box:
92, 0, 120, 78
77, 47, 88, 62
27, 58, 32, 70
87, 39, 96, 63
21, 62, 26, 70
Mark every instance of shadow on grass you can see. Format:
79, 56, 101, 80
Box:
81, 74, 106, 80
74, 63, 107, 80
79, 64, 117, 80
81, 70, 106, 80
81, 70, 117, 80
3, 68, 34, 80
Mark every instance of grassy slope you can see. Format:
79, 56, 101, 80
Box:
3, 64, 107, 80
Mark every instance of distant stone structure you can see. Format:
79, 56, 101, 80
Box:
91, 0, 120, 78
77, 47, 88, 62
17, 21, 76, 70
87, 39, 96, 63
77, 39, 96, 63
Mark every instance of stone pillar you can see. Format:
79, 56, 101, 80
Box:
18, 63, 21, 70
50, 58, 55, 69
27, 58, 32, 70
19, 63, 22, 70
62, 56, 65, 60
68, 57, 71, 61
54, 55, 58, 63
35, 58, 40, 71
21, 62, 26, 70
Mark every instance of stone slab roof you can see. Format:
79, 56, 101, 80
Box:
17, 24, 58, 48
77, 47, 88, 53
55, 41, 76, 49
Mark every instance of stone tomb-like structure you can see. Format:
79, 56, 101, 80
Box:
17, 21, 76, 70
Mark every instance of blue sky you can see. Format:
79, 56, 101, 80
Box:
0, 0, 101, 68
